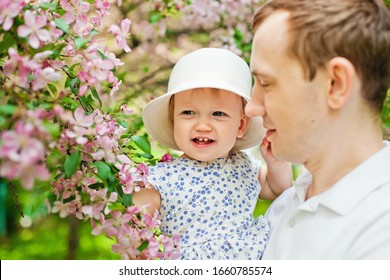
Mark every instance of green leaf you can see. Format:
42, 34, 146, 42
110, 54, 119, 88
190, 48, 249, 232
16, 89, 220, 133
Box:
97, 49, 108, 60
42, 120, 61, 139
91, 88, 102, 108
149, 12, 163, 23
47, 83, 58, 95
122, 194, 133, 207
139, 153, 153, 159
131, 135, 151, 154
54, 18, 69, 34
39, 2, 57, 10
74, 37, 90, 50
61, 97, 79, 110
79, 96, 90, 111
89, 29, 99, 38
0, 33, 16, 54
88, 182, 105, 190
108, 175, 120, 193
0, 104, 17, 115
52, 44, 66, 59
118, 120, 128, 128
63, 195, 76, 204
137, 240, 149, 252
46, 149, 62, 170
64, 150, 82, 178
108, 201, 125, 211
69, 78, 80, 94
94, 162, 111, 180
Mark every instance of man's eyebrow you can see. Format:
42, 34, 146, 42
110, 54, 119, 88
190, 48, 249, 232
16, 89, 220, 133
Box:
251, 69, 269, 78
251, 70, 260, 76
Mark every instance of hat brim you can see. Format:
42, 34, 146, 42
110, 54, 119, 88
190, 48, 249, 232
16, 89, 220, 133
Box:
142, 79, 265, 151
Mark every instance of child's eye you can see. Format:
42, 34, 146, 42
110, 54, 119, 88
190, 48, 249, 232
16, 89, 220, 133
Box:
182, 110, 195, 115
213, 111, 226, 117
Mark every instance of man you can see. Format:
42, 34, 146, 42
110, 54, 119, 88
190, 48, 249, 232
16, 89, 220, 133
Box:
246, 0, 390, 259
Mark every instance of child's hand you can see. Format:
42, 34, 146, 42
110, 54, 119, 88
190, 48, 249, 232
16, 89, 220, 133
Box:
259, 136, 293, 199
260, 136, 288, 168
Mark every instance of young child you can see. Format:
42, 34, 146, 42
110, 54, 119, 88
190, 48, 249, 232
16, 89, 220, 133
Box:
136, 48, 292, 259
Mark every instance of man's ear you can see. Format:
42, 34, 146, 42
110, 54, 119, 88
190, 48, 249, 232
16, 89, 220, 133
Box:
326, 57, 356, 109
237, 115, 249, 139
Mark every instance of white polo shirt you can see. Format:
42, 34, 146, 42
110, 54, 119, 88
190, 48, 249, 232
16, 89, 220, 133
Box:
262, 141, 390, 259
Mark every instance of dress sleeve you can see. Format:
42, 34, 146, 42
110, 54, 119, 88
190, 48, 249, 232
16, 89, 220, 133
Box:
147, 164, 165, 193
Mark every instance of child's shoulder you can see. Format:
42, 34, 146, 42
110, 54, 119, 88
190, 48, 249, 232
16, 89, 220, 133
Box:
230, 150, 254, 160
150, 157, 192, 171
230, 150, 261, 168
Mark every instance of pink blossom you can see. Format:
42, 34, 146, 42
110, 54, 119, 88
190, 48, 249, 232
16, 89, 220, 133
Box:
95, 0, 110, 16
52, 201, 71, 218
126, 205, 140, 215
32, 50, 53, 64
0, 0, 26, 31
112, 232, 140, 259
60, 0, 90, 33
49, 20, 64, 39
32, 67, 62, 91
64, 108, 94, 144
102, 210, 132, 238
0, 124, 45, 164
160, 153, 174, 162
142, 236, 160, 259
91, 213, 105, 235
108, 18, 132, 53
160, 235, 181, 259
0, 159, 50, 190
71, 107, 94, 127
107, 52, 124, 67
119, 167, 134, 194
115, 154, 133, 170
17, 10, 51, 49
135, 163, 149, 185
110, 77, 122, 98
120, 104, 134, 115
142, 210, 160, 228
82, 203, 105, 220
3, 48, 38, 88
91, 135, 117, 163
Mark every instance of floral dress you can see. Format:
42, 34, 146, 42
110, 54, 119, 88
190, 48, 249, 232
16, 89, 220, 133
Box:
148, 150, 270, 260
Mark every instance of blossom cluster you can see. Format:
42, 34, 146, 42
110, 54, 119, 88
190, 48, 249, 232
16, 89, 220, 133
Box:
145, 0, 264, 56
0, 0, 179, 259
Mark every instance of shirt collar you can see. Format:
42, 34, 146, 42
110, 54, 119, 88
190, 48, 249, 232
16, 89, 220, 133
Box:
293, 141, 390, 215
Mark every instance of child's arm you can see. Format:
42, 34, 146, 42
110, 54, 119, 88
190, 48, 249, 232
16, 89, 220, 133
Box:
258, 137, 293, 200
132, 186, 161, 215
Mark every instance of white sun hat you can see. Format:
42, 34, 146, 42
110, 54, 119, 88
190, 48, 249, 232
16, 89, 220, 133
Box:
142, 47, 265, 151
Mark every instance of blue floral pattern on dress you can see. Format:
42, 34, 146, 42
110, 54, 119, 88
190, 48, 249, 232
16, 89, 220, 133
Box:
148, 150, 269, 260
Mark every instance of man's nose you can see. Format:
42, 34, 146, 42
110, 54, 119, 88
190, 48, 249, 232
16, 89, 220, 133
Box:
245, 88, 265, 117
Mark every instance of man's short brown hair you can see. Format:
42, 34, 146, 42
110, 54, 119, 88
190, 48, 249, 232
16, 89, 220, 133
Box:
253, 0, 390, 112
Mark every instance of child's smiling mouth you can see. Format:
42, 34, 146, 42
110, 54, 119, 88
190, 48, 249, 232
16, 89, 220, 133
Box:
192, 137, 215, 145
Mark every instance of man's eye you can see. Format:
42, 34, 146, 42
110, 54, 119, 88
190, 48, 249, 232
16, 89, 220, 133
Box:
182, 110, 195, 115
259, 80, 270, 88
213, 111, 226, 117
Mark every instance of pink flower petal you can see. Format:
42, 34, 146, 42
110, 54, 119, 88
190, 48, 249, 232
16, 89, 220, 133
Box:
29, 34, 40, 49
36, 29, 51, 42
23, 10, 36, 27
17, 25, 32, 37
121, 19, 131, 33
35, 15, 47, 29
108, 24, 120, 35
3, 17, 14, 31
